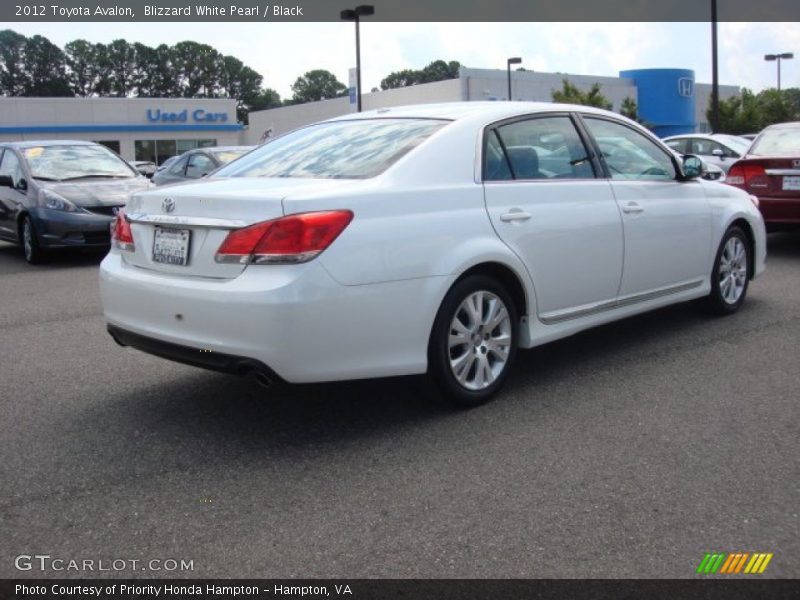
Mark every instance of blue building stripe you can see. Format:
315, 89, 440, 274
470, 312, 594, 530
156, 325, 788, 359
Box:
0, 124, 243, 134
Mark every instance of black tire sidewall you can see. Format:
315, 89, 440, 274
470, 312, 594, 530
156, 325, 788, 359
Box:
22, 216, 44, 265
709, 226, 750, 314
428, 274, 519, 407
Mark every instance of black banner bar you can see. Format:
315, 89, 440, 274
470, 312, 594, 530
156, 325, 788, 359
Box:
3, 0, 800, 22
3, 579, 800, 600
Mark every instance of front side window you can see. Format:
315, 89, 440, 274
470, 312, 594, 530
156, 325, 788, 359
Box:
583, 117, 677, 181
0, 149, 24, 187
215, 118, 448, 180
168, 155, 189, 175
486, 115, 595, 181
23, 145, 135, 181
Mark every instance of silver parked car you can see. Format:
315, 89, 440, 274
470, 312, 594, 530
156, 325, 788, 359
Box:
0, 140, 151, 263
152, 146, 252, 186
663, 134, 752, 173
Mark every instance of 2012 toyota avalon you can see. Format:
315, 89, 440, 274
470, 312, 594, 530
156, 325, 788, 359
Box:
100, 103, 766, 407
0, 140, 151, 263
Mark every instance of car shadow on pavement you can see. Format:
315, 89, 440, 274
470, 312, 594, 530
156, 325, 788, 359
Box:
766, 231, 800, 258
0, 241, 106, 272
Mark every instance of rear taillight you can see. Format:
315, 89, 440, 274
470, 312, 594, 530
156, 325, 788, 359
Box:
726, 164, 767, 189
216, 210, 353, 265
111, 209, 135, 252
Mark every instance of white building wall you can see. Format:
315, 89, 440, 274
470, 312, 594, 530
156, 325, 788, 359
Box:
694, 83, 741, 133
0, 97, 241, 161
244, 78, 462, 143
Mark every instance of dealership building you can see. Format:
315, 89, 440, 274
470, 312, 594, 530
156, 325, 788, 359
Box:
244, 67, 740, 144
0, 97, 241, 164
0, 67, 739, 163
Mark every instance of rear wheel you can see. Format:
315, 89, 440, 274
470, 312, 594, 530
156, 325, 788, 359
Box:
21, 215, 46, 265
707, 226, 750, 315
427, 275, 518, 408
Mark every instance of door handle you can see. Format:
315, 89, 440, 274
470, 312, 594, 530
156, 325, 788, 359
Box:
500, 210, 532, 222
622, 202, 644, 214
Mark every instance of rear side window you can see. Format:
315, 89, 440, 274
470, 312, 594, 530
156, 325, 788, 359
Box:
665, 138, 688, 154
216, 118, 448, 180
485, 115, 595, 181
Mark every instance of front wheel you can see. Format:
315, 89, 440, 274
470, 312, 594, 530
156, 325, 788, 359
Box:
21, 215, 46, 265
707, 226, 750, 315
427, 275, 518, 408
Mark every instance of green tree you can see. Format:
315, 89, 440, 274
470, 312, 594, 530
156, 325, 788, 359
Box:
709, 87, 799, 134
552, 79, 612, 110
620, 97, 638, 120
0, 29, 30, 95
290, 69, 346, 103
380, 59, 461, 90
64, 39, 97, 96
22, 35, 71, 96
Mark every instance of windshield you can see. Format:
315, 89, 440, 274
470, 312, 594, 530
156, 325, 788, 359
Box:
212, 149, 249, 164
215, 118, 449, 180
24, 145, 136, 180
749, 127, 800, 156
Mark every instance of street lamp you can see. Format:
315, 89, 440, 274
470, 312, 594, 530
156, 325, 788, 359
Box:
340, 4, 374, 112
507, 57, 522, 101
764, 52, 794, 91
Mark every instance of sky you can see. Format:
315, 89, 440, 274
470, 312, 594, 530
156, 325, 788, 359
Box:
8, 22, 800, 99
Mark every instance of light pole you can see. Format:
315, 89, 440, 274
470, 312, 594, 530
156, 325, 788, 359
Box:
710, 0, 719, 132
507, 57, 522, 101
340, 4, 374, 112
764, 52, 794, 91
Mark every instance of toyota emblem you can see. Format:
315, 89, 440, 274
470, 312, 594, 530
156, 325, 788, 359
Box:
162, 198, 175, 213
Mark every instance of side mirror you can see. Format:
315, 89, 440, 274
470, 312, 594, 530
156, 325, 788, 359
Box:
17, 178, 27, 192
682, 155, 704, 179
711, 148, 724, 157
0, 175, 13, 188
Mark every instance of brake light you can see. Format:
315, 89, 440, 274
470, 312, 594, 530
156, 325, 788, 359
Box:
216, 210, 353, 264
111, 209, 135, 252
726, 164, 766, 189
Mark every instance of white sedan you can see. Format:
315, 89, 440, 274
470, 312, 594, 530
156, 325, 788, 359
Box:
100, 102, 766, 407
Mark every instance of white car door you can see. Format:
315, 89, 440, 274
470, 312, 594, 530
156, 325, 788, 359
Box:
482, 113, 624, 322
581, 116, 712, 299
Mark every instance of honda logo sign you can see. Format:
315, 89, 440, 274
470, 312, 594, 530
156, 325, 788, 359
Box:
678, 77, 694, 98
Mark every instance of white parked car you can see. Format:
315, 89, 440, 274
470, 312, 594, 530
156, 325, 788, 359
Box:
663, 134, 752, 173
100, 102, 766, 407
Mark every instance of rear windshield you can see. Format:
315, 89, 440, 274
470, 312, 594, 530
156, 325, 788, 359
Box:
23, 144, 136, 180
749, 127, 800, 156
214, 118, 448, 180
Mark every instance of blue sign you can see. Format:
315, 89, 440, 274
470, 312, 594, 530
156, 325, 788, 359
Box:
146, 109, 228, 123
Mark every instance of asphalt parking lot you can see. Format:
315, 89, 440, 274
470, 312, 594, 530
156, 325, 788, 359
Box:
1, 235, 798, 579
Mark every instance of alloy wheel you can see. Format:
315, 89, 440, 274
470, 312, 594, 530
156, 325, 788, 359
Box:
719, 236, 747, 305
448, 291, 512, 390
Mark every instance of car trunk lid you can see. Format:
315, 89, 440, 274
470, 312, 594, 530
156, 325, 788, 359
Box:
727, 156, 800, 198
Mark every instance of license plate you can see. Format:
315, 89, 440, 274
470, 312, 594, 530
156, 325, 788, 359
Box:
152, 227, 191, 266
783, 176, 800, 191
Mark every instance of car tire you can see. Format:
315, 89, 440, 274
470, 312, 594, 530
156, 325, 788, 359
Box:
707, 226, 750, 315
427, 275, 518, 408
21, 215, 46, 265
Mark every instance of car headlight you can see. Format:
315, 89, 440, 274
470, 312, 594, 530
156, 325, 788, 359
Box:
39, 189, 82, 212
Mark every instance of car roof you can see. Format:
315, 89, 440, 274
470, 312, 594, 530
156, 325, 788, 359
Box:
197, 146, 252, 152
324, 101, 621, 124
0, 139, 100, 149
763, 121, 800, 130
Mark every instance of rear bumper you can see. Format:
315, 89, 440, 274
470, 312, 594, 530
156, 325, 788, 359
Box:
31, 207, 114, 247
107, 324, 282, 382
756, 195, 800, 225
99, 252, 445, 383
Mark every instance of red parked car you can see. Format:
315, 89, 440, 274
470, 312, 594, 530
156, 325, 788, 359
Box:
726, 121, 800, 230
